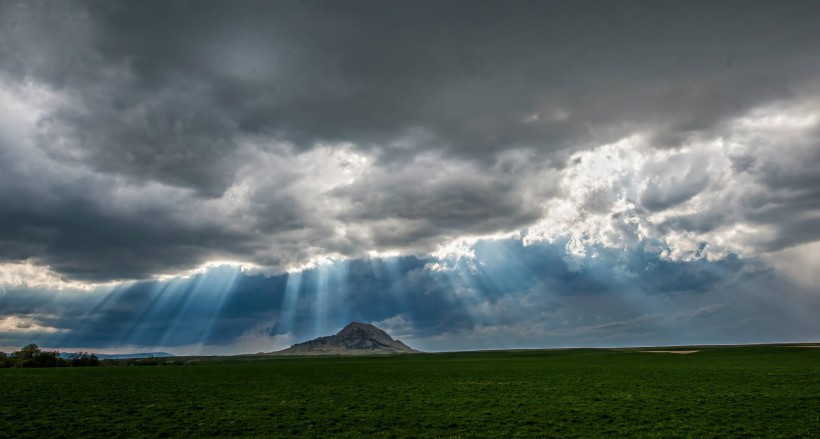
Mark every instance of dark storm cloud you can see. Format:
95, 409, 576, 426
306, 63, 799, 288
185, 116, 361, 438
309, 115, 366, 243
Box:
0, 197, 251, 281
333, 161, 545, 248
0, 133, 264, 280
1, 0, 820, 282
93, 0, 820, 157
5, 1, 820, 180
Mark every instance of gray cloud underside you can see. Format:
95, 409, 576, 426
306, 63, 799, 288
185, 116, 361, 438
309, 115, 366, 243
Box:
1, 1, 820, 280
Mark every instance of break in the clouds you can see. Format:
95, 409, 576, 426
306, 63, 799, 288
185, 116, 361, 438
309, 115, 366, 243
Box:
1, 1, 819, 352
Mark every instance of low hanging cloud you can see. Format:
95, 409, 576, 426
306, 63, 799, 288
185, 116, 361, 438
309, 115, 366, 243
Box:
2, 238, 816, 354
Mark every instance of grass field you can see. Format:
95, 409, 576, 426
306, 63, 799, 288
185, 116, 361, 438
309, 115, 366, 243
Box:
1, 345, 819, 438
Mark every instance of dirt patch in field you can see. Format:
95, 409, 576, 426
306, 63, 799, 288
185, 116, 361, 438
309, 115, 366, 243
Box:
641, 350, 700, 354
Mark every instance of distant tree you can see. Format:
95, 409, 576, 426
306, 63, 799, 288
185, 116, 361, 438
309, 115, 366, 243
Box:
10, 344, 67, 368
69, 352, 100, 367
87, 353, 100, 367
34, 350, 64, 368
0, 351, 10, 368
12, 343, 41, 367
15, 343, 41, 360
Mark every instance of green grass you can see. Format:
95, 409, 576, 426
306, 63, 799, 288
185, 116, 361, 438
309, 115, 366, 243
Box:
1, 346, 819, 437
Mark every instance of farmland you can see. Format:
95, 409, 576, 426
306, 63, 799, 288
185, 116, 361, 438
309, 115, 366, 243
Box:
1, 345, 819, 437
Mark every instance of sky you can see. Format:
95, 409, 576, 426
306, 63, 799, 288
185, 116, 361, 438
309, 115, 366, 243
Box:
1, 0, 820, 355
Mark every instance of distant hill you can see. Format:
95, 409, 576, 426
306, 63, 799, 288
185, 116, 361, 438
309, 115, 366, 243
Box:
60, 352, 175, 360
273, 322, 420, 355
98, 352, 175, 360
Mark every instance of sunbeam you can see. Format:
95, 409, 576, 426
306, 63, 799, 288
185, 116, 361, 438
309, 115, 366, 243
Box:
53, 281, 135, 348
120, 277, 189, 348
311, 263, 331, 339
198, 266, 243, 350
383, 257, 409, 312
152, 265, 243, 350
280, 270, 303, 338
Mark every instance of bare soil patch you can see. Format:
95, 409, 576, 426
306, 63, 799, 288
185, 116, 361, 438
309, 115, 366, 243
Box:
641, 350, 700, 354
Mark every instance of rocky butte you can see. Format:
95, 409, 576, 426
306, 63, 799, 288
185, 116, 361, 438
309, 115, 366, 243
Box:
273, 322, 421, 355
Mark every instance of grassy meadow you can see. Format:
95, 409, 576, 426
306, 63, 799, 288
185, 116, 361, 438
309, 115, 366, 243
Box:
1, 345, 819, 438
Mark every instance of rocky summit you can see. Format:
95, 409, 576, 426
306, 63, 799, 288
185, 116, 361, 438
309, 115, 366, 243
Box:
274, 322, 420, 355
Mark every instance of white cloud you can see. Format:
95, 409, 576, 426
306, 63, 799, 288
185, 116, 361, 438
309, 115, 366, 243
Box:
0, 261, 110, 290
521, 100, 820, 264
0, 315, 66, 334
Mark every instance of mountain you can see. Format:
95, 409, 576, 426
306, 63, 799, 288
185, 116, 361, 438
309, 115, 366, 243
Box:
274, 322, 420, 355
60, 352, 175, 360
96, 352, 175, 360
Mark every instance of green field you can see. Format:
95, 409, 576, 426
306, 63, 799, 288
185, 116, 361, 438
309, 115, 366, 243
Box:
1, 346, 819, 438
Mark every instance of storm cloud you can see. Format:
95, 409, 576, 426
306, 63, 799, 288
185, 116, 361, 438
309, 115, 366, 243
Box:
1, 1, 819, 351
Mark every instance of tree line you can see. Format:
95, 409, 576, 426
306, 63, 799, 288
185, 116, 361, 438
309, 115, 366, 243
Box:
0, 344, 187, 368
0, 343, 99, 368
